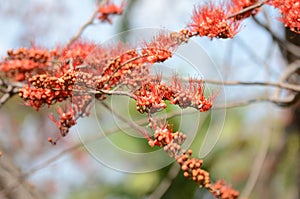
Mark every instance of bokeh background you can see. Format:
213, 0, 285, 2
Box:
0, 0, 299, 199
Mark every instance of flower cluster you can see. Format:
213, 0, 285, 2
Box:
97, 0, 124, 24
211, 180, 239, 199
134, 77, 213, 113
147, 120, 239, 198
135, 82, 171, 113
188, 3, 239, 39
268, 0, 300, 33
0, 47, 56, 81
61, 40, 97, 68
148, 122, 175, 147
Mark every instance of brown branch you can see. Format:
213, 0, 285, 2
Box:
0, 84, 20, 109
214, 95, 297, 109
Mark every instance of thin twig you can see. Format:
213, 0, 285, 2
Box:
252, 16, 300, 58
100, 101, 148, 137
146, 163, 180, 199
66, 8, 99, 48
214, 95, 296, 109
204, 79, 300, 92
273, 60, 300, 99
100, 89, 137, 99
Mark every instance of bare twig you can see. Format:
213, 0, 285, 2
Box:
273, 60, 300, 99
214, 95, 296, 109
204, 79, 300, 92
252, 16, 300, 58
66, 8, 99, 48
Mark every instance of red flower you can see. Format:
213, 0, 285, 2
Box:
97, 0, 124, 24
188, 3, 239, 39
60, 40, 97, 68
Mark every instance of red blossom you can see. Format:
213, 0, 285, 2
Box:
142, 33, 180, 63
188, 3, 239, 39
268, 0, 300, 33
97, 0, 124, 24
229, 0, 260, 20
134, 82, 170, 113
60, 40, 97, 68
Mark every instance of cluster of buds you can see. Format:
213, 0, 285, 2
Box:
210, 180, 239, 199
147, 119, 239, 198
0, 47, 55, 81
176, 149, 211, 188
19, 71, 76, 110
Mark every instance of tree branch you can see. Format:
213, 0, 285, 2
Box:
66, 4, 101, 48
